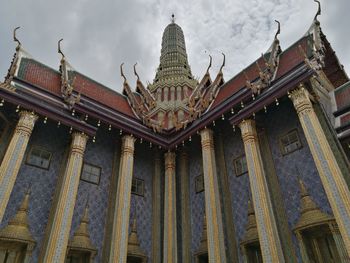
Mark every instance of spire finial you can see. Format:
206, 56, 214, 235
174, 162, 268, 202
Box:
133, 63, 140, 81
314, 0, 321, 21
13, 27, 21, 48
274, 20, 281, 40
206, 55, 212, 74
171, 13, 175, 23
219, 52, 226, 72
58, 38, 65, 59
120, 63, 127, 83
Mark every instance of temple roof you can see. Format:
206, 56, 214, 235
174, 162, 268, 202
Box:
1, 8, 348, 149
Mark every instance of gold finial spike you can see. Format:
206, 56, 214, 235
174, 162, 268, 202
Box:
120, 63, 127, 83
171, 13, 175, 23
133, 63, 140, 81
274, 20, 281, 40
206, 55, 212, 74
298, 179, 308, 197
313, 0, 321, 21
219, 52, 226, 72
13, 26, 21, 48
247, 199, 254, 214
131, 217, 137, 232
58, 38, 65, 59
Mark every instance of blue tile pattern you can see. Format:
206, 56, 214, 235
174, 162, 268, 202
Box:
222, 127, 250, 263
188, 140, 205, 256
260, 101, 333, 262
70, 129, 115, 263
0, 120, 69, 262
129, 144, 153, 261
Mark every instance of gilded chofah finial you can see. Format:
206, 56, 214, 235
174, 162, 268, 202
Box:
294, 179, 333, 230
13, 26, 21, 50
313, 0, 321, 22
274, 20, 281, 41
58, 38, 65, 61
69, 204, 97, 254
0, 191, 35, 244
120, 63, 127, 83
219, 52, 226, 73
133, 63, 140, 81
206, 55, 212, 74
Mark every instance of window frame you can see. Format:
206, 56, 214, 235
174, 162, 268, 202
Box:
233, 155, 248, 177
131, 177, 145, 197
25, 146, 52, 170
80, 162, 102, 185
195, 174, 204, 193
279, 129, 302, 156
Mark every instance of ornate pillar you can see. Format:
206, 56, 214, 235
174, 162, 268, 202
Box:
239, 119, 285, 262
290, 86, 350, 255
39, 132, 88, 263
329, 222, 350, 262
199, 128, 227, 263
163, 151, 177, 263
109, 135, 136, 263
152, 150, 162, 263
0, 111, 37, 223
295, 232, 310, 263
179, 150, 191, 263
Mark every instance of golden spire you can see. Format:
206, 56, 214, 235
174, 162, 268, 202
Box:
0, 191, 35, 244
127, 217, 147, 258
69, 204, 97, 254
294, 179, 333, 230
241, 199, 258, 243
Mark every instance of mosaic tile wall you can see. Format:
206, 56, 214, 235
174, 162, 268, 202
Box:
70, 128, 116, 263
260, 100, 333, 262
222, 125, 251, 262
188, 138, 206, 258
0, 119, 70, 262
129, 144, 153, 261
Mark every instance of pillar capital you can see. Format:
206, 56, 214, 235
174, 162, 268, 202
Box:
121, 135, 135, 155
16, 111, 38, 137
239, 119, 257, 143
200, 128, 214, 149
289, 85, 313, 115
71, 132, 88, 155
165, 151, 176, 169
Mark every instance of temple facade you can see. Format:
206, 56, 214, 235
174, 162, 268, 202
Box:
1, 3, 350, 263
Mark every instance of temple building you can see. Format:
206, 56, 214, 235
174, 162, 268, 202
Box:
1, 2, 350, 263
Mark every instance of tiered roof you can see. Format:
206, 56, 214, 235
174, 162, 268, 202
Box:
0, 3, 348, 149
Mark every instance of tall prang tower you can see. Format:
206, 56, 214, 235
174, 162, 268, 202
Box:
148, 15, 198, 129
122, 14, 225, 132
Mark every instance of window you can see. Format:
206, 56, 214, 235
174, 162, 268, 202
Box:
81, 163, 101, 185
26, 146, 52, 169
279, 129, 302, 155
131, 178, 144, 196
233, 155, 248, 176
195, 174, 204, 193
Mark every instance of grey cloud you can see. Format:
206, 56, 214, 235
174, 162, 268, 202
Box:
0, 0, 349, 93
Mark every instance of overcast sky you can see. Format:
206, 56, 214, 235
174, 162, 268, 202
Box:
0, 0, 349, 92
